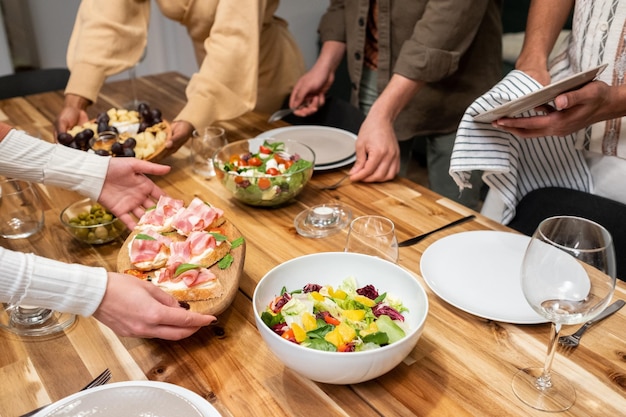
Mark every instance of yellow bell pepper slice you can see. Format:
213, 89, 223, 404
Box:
354, 294, 376, 307
342, 309, 366, 322
301, 312, 317, 331
324, 328, 343, 347
291, 322, 307, 343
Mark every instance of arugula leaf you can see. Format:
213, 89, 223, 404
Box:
218, 253, 234, 269
210, 232, 228, 242
374, 292, 387, 303
174, 263, 200, 276
230, 236, 244, 248
135, 233, 157, 240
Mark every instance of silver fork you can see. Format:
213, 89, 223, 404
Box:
20, 368, 112, 417
318, 173, 350, 191
558, 300, 625, 349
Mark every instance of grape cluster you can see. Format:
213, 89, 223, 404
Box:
137, 102, 162, 133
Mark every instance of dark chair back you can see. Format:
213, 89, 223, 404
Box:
0, 68, 70, 99
508, 187, 626, 281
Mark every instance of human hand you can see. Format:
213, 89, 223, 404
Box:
98, 157, 170, 229
93, 273, 216, 340
54, 94, 91, 137
157, 120, 194, 159
349, 116, 400, 182
493, 81, 614, 138
289, 67, 334, 117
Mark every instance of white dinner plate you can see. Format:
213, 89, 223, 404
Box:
419, 231, 546, 324
256, 125, 356, 170
473, 64, 607, 123
35, 381, 221, 417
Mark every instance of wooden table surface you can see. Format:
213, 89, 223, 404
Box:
1, 72, 624, 417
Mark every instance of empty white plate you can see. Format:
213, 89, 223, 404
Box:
37, 381, 221, 417
420, 231, 546, 324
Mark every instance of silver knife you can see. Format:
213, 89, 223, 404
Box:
397, 214, 476, 247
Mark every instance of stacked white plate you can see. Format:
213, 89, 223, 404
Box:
256, 125, 356, 170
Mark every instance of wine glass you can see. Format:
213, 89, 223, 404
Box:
0, 179, 76, 336
190, 127, 228, 178
124, 46, 148, 110
344, 215, 399, 263
512, 216, 616, 412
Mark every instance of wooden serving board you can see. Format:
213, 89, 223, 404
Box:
116, 220, 245, 317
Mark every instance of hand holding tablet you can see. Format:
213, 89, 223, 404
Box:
473, 64, 608, 123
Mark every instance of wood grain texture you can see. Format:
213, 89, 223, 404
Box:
0, 73, 624, 417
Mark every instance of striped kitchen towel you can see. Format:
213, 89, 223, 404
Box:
449, 70, 592, 224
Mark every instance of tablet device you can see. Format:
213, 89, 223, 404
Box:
473, 64, 608, 123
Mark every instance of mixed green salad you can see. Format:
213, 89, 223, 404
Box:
261, 277, 409, 352
218, 140, 313, 206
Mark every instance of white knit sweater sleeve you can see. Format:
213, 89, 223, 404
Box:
0, 129, 109, 200
0, 129, 110, 316
0, 247, 107, 316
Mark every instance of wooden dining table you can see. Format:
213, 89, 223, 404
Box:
1, 72, 625, 417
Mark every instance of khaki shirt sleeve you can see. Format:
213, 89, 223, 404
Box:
394, 0, 491, 83
65, 0, 151, 103
175, 0, 262, 130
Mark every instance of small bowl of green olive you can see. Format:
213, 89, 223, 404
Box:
60, 198, 126, 244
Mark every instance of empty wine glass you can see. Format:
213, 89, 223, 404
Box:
0, 179, 76, 336
344, 215, 398, 263
124, 46, 148, 110
512, 216, 616, 412
190, 127, 228, 178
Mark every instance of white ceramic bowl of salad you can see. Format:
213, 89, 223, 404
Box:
213, 138, 315, 207
253, 252, 429, 384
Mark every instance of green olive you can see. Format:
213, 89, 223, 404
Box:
94, 226, 109, 240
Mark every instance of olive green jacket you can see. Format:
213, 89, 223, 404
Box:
319, 0, 503, 140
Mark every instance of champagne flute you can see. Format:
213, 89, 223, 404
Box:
512, 216, 616, 412
344, 215, 399, 263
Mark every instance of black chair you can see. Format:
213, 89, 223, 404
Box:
507, 187, 626, 281
0, 68, 70, 99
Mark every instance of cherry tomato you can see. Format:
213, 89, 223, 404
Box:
248, 156, 262, 167
274, 154, 287, 165
283, 160, 293, 169
259, 145, 272, 154
258, 177, 271, 190
234, 176, 247, 184
266, 167, 280, 176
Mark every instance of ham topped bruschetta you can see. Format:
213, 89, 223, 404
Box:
125, 196, 237, 302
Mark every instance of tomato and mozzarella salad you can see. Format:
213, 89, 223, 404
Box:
261, 277, 409, 352
218, 141, 313, 205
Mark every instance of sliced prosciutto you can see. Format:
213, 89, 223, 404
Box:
158, 231, 221, 283
129, 229, 172, 267
171, 197, 224, 235
159, 265, 217, 287
138, 196, 185, 231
